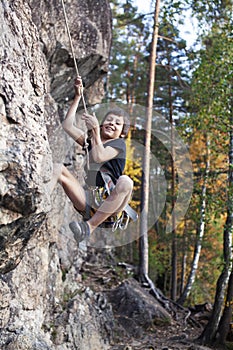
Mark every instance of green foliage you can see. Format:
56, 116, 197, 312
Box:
148, 233, 171, 295
107, 0, 150, 104
190, 28, 233, 128
109, 0, 233, 306
179, 2, 233, 309
189, 0, 233, 25
153, 19, 191, 119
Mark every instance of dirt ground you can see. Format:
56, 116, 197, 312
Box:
80, 255, 214, 350
109, 324, 209, 350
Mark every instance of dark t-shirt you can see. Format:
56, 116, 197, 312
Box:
85, 138, 126, 187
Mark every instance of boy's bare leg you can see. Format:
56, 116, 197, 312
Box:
45, 164, 86, 213
45, 163, 63, 195
87, 175, 133, 233
58, 165, 86, 212
47, 166, 133, 236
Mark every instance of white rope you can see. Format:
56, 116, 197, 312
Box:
61, 0, 89, 169
61, 0, 87, 114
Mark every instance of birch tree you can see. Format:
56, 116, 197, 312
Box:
177, 136, 210, 304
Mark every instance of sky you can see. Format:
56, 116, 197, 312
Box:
133, 0, 152, 13
133, 0, 198, 48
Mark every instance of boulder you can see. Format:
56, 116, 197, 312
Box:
106, 278, 172, 338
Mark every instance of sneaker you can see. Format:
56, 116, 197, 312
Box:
69, 221, 90, 244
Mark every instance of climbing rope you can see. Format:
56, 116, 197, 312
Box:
61, 0, 89, 169
61, 0, 87, 113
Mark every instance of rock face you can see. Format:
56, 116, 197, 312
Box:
0, 0, 112, 348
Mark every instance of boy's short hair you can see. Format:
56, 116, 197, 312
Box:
101, 108, 130, 137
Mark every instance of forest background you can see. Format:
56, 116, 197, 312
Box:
106, 0, 233, 346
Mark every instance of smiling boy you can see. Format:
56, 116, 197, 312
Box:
58, 76, 133, 244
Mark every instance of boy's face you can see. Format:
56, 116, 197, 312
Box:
101, 114, 124, 140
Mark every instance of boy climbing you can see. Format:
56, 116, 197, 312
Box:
58, 76, 134, 244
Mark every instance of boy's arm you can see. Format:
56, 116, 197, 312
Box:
62, 76, 86, 146
81, 113, 120, 163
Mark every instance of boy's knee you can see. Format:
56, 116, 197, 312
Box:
116, 175, 133, 194
58, 164, 65, 178
58, 165, 72, 184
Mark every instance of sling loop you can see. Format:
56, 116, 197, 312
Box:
61, 0, 89, 169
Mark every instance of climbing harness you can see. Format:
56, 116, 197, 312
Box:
82, 171, 137, 231
61, 0, 89, 169
99, 171, 130, 231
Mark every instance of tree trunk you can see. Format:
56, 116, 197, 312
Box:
199, 111, 233, 345
139, 0, 160, 280
200, 211, 233, 345
168, 63, 177, 301
180, 220, 188, 295
216, 270, 233, 345
177, 136, 210, 304
215, 106, 233, 346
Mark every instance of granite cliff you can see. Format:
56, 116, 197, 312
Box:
0, 0, 112, 348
